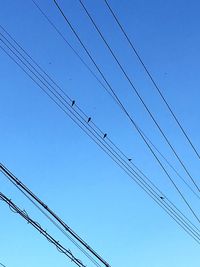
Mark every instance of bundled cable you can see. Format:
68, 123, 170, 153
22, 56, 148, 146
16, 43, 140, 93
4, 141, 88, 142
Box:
0, 192, 86, 267
0, 26, 200, 243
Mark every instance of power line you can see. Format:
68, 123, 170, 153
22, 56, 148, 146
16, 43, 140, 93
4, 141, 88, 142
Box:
2, 160, 199, 240
0, 28, 200, 242
103, 0, 200, 161
1, 159, 200, 247
0, 25, 199, 238
78, 0, 199, 193
27, 1, 200, 199
0, 24, 197, 202
52, 0, 200, 223
0, 192, 86, 267
29, 0, 111, 97
0, 163, 110, 267
0, 165, 102, 267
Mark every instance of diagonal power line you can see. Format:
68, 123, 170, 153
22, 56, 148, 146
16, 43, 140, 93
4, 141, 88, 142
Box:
103, 0, 200, 161
21, 2, 200, 200
78, 0, 199, 192
1, 32, 200, 244
0, 192, 86, 267
52, 0, 200, 223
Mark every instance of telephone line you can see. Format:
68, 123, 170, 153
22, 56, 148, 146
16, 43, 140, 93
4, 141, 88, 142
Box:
0, 167, 102, 267
78, 0, 199, 192
4, 3, 196, 198
103, 0, 200, 161
52, 0, 200, 223
1, 162, 200, 246
0, 192, 86, 267
29, 0, 111, 97
1, 31, 200, 239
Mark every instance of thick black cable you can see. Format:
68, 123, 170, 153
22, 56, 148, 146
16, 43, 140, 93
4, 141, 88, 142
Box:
52, 0, 200, 223
103, 0, 200, 161
1, 33, 200, 242
0, 193, 86, 267
0, 42, 112, 266
78, 0, 199, 192
2, 160, 199, 240
0, 170, 102, 267
1, 160, 200, 246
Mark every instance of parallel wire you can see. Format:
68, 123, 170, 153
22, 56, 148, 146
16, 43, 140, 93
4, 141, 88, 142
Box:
52, 0, 200, 223
0, 38, 112, 267
0, 168, 102, 267
2, 161, 199, 239
103, 0, 200, 161
78, 0, 199, 193
0, 25, 199, 234
22, 3, 200, 199
0, 193, 86, 267
0, 35, 200, 243
30, 0, 112, 98
2, 160, 200, 241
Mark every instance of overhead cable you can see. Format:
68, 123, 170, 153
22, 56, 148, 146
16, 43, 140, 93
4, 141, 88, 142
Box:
1, 38, 198, 242
0, 163, 110, 267
103, 0, 200, 161
0, 165, 102, 267
52, 0, 200, 223
30, 0, 110, 96
0, 192, 86, 267
1, 24, 197, 200
78, 0, 199, 193
0, 29, 200, 241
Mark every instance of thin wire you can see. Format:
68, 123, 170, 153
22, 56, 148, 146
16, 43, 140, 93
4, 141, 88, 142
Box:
78, 0, 199, 192
52, 0, 200, 223
24, 1, 200, 196
1, 31, 200, 239
0, 193, 86, 267
1, 31, 200, 241
103, 0, 200, 161
0, 52, 200, 245
0, 22, 185, 188
29, 0, 112, 97
0, 42, 111, 266
1, 12, 196, 200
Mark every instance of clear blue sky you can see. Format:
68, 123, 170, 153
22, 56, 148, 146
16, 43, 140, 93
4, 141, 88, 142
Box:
0, 1, 200, 267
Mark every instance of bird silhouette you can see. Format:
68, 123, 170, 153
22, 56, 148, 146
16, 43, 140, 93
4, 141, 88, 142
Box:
72, 100, 75, 106
103, 133, 107, 139
87, 117, 91, 123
